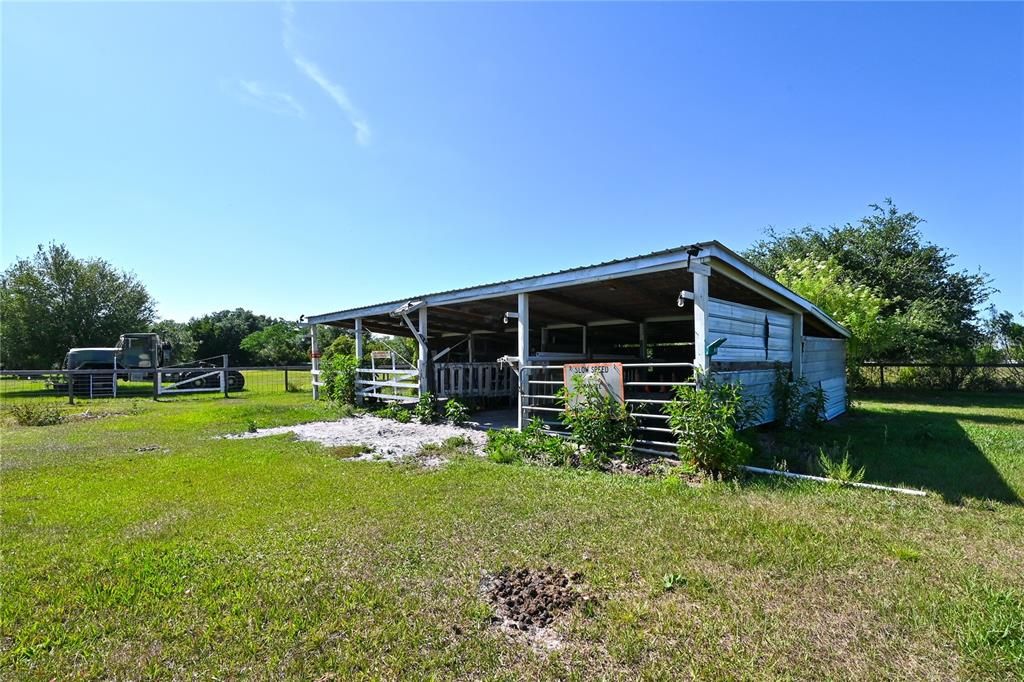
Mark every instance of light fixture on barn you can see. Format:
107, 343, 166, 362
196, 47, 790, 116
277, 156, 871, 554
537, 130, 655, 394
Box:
503, 311, 519, 325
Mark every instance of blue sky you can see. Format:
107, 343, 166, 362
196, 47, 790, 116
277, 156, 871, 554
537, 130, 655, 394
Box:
3, 1, 1021, 321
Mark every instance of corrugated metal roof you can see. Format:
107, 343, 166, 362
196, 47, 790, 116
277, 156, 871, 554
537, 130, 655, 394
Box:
306, 241, 850, 337
308, 242, 712, 321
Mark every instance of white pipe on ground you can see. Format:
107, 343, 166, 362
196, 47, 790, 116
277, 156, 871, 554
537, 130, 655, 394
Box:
740, 465, 927, 497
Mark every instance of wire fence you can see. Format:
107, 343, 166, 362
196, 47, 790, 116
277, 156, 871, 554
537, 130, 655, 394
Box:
0, 366, 314, 404
853, 363, 1024, 392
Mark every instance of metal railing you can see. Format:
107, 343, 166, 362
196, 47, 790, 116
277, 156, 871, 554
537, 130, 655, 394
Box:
0, 366, 314, 403
355, 367, 419, 403
520, 361, 698, 456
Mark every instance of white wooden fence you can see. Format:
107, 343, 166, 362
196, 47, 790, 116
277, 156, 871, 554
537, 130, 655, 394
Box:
434, 362, 515, 399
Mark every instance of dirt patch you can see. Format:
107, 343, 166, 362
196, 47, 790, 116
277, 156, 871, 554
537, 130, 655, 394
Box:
481, 566, 585, 637
224, 414, 487, 463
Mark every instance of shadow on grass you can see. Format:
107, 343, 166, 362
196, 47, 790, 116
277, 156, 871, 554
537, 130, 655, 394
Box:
756, 400, 1022, 506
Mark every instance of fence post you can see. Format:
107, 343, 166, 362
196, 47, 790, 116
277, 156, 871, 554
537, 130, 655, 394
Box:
152, 336, 160, 400
879, 364, 885, 389
223, 355, 229, 398
284, 367, 289, 392
67, 370, 74, 405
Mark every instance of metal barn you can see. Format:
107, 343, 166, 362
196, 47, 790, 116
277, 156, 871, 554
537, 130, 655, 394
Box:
305, 242, 849, 453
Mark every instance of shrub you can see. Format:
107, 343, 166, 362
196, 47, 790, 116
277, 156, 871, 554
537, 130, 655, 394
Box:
9, 402, 64, 427
414, 392, 439, 424
772, 365, 825, 430
558, 373, 636, 467
378, 403, 411, 423
816, 441, 865, 485
664, 371, 760, 475
485, 419, 573, 467
322, 354, 359, 405
444, 399, 469, 425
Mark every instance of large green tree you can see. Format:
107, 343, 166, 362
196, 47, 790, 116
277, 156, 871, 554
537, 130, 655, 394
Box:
0, 243, 155, 368
186, 309, 276, 365
150, 320, 198, 365
239, 322, 309, 366
746, 200, 993, 361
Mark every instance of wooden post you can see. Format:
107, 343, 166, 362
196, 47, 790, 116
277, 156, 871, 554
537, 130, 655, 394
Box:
354, 318, 364, 362
517, 293, 529, 430
284, 367, 289, 392
468, 333, 475, 363
638, 322, 647, 361
311, 323, 320, 400
791, 313, 803, 379
879, 364, 885, 389
581, 325, 588, 359
67, 370, 74, 405
692, 271, 710, 376
354, 318, 364, 405
417, 307, 429, 397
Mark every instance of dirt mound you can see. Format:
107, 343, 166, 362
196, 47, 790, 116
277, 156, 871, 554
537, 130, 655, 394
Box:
482, 566, 583, 630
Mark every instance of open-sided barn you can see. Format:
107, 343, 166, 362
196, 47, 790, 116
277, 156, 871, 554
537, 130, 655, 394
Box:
306, 242, 849, 452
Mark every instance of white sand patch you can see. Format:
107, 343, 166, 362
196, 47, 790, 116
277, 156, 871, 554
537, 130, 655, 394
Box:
225, 414, 487, 463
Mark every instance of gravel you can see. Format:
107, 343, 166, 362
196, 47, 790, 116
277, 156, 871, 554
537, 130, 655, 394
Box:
225, 414, 487, 463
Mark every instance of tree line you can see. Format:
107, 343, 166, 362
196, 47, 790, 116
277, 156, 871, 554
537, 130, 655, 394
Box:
743, 199, 1022, 373
0, 243, 342, 369
3, 205, 1021, 374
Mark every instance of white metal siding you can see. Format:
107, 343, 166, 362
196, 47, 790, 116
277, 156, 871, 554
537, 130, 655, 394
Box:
708, 298, 792, 363
715, 369, 777, 426
803, 336, 846, 420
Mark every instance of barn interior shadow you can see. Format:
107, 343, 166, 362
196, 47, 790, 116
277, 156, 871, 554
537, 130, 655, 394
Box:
757, 403, 1022, 506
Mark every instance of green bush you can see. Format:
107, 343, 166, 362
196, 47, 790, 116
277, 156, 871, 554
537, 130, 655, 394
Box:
414, 392, 439, 424
816, 441, 865, 485
485, 419, 573, 467
378, 403, 411, 423
444, 399, 469, 425
772, 365, 825, 430
558, 373, 636, 467
9, 402, 64, 427
322, 354, 359, 405
664, 371, 760, 475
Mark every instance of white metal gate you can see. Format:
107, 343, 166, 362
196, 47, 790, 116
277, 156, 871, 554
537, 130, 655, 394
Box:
519, 361, 698, 456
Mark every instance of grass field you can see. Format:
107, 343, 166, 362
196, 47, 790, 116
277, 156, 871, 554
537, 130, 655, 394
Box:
2, 391, 1022, 679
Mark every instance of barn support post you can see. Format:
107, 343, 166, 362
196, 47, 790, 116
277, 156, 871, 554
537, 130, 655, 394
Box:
791, 312, 803, 379
517, 293, 530, 430
692, 270, 710, 377
354, 318, 365, 405
638, 322, 647, 361
467, 333, 475, 363
417, 307, 429, 397
310, 323, 320, 400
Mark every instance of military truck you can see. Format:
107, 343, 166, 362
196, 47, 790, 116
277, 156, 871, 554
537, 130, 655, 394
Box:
56, 333, 245, 395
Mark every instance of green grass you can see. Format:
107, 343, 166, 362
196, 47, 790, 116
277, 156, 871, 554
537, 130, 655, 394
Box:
1, 391, 1022, 679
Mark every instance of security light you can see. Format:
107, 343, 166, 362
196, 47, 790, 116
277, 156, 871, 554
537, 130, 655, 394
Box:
706, 337, 727, 358
503, 312, 519, 325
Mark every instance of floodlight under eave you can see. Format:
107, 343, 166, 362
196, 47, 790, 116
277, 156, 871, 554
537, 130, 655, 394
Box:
390, 300, 426, 318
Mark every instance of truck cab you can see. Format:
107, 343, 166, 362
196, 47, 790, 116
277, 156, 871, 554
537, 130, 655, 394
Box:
115, 333, 172, 381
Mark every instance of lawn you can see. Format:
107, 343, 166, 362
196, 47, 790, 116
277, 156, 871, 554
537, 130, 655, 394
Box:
1, 391, 1022, 679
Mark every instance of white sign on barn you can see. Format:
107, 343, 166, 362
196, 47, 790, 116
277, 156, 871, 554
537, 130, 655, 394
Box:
562, 362, 625, 407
